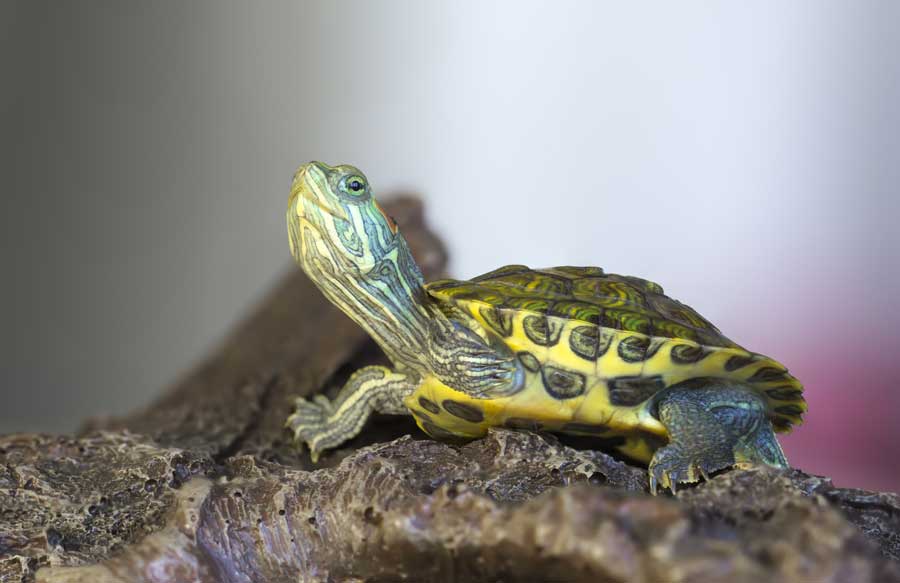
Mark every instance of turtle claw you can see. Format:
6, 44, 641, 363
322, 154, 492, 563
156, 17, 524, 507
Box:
286, 396, 332, 463
649, 463, 674, 496
648, 444, 724, 495
697, 464, 711, 483
312, 394, 334, 413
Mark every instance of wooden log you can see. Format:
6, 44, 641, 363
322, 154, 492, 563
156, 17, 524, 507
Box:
1, 198, 898, 583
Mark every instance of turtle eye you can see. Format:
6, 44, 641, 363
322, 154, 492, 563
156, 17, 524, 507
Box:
343, 175, 367, 195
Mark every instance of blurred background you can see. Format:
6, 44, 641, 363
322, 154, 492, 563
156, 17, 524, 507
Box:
3, 2, 898, 491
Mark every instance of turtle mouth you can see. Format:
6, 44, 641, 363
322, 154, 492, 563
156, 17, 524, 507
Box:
291, 163, 349, 221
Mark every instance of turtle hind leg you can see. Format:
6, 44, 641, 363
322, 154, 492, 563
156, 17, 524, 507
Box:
649, 381, 787, 495
286, 366, 416, 462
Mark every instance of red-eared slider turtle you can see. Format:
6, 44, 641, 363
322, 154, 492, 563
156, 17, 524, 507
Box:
286, 161, 806, 493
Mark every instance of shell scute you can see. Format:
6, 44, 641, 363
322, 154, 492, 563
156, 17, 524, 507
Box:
469, 264, 532, 282
544, 265, 605, 278
429, 265, 737, 348
504, 296, 552, 313
548, 301, 602, 323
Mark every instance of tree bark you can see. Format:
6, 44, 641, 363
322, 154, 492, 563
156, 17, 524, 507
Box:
1, 198, 898, 583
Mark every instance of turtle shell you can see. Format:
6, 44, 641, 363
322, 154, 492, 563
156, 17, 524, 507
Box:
425, 264, 805, 437
428, 264, 736, 347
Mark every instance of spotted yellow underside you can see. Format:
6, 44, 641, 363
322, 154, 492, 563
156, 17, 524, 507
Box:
406, 265, 806, 463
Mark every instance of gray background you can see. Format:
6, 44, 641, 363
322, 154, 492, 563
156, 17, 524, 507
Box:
3, 2, 899, 490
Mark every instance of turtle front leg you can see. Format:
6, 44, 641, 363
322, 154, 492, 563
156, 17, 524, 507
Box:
649, 381, 788, 495
286, 366, 417, 462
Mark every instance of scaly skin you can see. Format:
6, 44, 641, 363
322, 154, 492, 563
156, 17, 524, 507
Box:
285, 161, 799, 492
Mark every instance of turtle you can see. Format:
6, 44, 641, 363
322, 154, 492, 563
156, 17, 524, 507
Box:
285, 161, 806, 493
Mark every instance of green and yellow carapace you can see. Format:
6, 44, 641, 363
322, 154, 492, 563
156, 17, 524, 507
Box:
286, 161, 806, 493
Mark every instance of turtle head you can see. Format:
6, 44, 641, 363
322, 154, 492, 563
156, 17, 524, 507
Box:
287, 161, 522, 391
288, 161, 402, 277
287, 161, 432, 367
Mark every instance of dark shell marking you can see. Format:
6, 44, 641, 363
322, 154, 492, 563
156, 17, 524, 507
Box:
765, 387, 804, 401
441, 400, 485, 423
616, 336, 662, 363
748, 367, 789, 383
517, 351, 542, 372
541, 365, 587, 400
418, 397, 441, 415
504, 417, 543, 431
561, 422, 611, 435
775, 404, 805, 416
607, 375, 666, 406
568, 325, 614, 361
670, 344, 710, 364
479, 306, 513, 337
411, 409, 433, 422
420, 421, 464, 441
522, 315, 563, 346
724, 354, 756, 371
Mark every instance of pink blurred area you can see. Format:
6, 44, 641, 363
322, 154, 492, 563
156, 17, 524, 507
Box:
783, 357, 900, 493
780, 342, 900, 493
737, 301, 900, 492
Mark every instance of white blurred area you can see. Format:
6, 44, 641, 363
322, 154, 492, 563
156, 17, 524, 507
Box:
3, 2, 899, 488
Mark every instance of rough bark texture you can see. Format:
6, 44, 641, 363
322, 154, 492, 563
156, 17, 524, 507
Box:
1, 198, 898, 583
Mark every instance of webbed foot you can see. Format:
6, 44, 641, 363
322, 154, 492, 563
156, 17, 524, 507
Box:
285, 366, 416, 462
649, 380, 788, 495
286, 396, 332, 462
